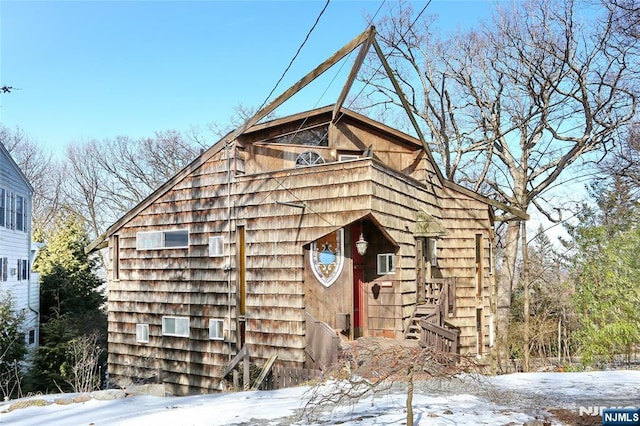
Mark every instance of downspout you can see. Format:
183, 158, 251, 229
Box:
27, 203, 40, 341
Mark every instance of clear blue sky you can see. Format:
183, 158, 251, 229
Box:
0, 0, 493, 155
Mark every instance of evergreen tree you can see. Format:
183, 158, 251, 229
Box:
28, 213, 107, 393
568, 177, 640, 366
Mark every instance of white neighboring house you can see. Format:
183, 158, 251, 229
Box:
0, 143, 39, 362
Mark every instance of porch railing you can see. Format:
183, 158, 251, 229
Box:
418, 277, 459, 353
419, 318, 459, 354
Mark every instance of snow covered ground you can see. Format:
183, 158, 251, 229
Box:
1, 370, 639, 425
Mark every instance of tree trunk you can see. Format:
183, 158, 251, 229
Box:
522, 220, 530, 372
495, 220, 520, 372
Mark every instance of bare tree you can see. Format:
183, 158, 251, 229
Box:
303, 339, 479, 424
0, 126, 61, 235
363, 0, 637, 370
62, 130, 207, 238
64, 333, 104, 393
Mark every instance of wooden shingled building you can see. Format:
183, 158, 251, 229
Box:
88, 27, 527, 395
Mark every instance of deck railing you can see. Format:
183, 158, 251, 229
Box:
419, 278, 459, 353
419, 318, 459, 353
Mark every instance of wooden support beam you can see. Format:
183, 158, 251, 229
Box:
332, 27, 376, 122
371, 37, 428, 147
251, 354, 278, 391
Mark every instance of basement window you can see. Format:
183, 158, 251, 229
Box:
162, 316, 190, 337
209, 319, 224, 341
136, 324, 149, 343
136, 229, 189, 250
377, 253, 396, 275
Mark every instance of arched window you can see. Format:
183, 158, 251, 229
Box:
296, 151, 325, 167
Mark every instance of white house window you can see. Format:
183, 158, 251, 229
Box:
209, 319, 224, 340
295, 151, 325, 167
136, 323, 150, 343
5, 191, 15, 230
162, 316, 189, 337
136, 229, 189, 250
1, 258, 7, 281
15, 195, 25, 232
377, 253, 396, 275
17, 259, 28, 281
338, 154, 360, 161
208, 236, 224, 257
0, 188, 5, 227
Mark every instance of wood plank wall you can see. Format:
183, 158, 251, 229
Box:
106, 117, 495, 394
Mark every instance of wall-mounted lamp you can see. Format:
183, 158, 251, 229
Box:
355, 232, 368, 255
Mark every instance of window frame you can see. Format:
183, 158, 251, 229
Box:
295, 151, 325, 167
377, 253, 396, 275
208, 319, 224, 341
136, 323, 150, 343
27, 329, 36, 346
136, 229, 189, 250
1, 258, 7, 281
338, 154, 360, 161
0, 188, 5, 227
6, 191, 15, 230
208, 236, 224, 257
15, 195, 25, 232
162, 316, 190, 338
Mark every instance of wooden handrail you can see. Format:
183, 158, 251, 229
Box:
419, 319, 459, 354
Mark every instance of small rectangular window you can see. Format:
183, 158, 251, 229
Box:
136, 323, 149, 343
27, 329, 36, 345
0, 188, 5, 227
162, 316, 189, 337
377, 253, 396, 275
209, 236, 224, 257
136, 229, 189, 250
164, 230, 189, 248
209, 319, 224, 340
338, 154, 360, 161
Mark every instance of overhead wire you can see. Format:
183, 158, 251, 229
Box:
255, 0, 331, 115
235, 0, 437, 234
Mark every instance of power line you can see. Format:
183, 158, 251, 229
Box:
256, 0, 331, 114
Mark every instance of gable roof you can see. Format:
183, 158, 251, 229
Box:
86, 27, 528, 252
0, 142, 34, 194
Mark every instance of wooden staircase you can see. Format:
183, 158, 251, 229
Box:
405, 304, 439, 340
405, 278, 459, 353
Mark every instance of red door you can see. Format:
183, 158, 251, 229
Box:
352, 225, 365, 338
